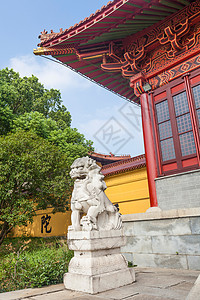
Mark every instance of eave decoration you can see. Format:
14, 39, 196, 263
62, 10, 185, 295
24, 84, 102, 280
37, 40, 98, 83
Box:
34, 0, 200, 102
101, 1, 200, 96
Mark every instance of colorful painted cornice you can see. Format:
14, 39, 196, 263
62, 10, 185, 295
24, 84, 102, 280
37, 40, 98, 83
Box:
34, 0, 194, 103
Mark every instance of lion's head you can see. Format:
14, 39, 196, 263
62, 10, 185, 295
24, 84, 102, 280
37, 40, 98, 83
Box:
70, 156, 100, 180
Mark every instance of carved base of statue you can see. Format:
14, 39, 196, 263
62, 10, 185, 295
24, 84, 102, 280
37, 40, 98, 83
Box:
64, 229, 135, 294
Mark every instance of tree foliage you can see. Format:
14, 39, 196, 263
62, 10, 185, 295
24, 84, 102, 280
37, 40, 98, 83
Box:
12, 111, 92, 165
0, 100, 14, 135
12, 111, 59, 139
0, 68, 71, 130
0, 68, 93, 245
0, 131, 72, 246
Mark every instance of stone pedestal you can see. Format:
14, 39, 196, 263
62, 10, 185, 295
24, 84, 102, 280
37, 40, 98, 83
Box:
64, 229, 135, 294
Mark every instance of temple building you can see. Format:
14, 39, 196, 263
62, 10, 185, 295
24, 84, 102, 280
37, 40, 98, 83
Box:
31, 0, 200, 271
34, 0, 200, 213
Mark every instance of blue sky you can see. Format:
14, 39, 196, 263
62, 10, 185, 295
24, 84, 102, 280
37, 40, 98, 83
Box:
1, 0, 144, 157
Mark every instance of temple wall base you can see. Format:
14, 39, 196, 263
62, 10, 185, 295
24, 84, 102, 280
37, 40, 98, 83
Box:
155, 169, 200, 211
122, 208, 200, 271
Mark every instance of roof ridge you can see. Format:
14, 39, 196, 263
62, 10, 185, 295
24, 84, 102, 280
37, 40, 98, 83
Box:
102, 154, 145, 170
90, 151, 131, 158
38, 0, 117, 46
101, 154, 146, 176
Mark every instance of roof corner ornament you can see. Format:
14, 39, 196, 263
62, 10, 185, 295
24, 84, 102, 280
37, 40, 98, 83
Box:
33, 47, 45, 56
41, 29, 48, 35
39, 29, 48, 39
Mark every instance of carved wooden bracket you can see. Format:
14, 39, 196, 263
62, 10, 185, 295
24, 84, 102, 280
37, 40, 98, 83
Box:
100, 0, 200, 92
158, 19, 190, 57
101, 42, 147, 77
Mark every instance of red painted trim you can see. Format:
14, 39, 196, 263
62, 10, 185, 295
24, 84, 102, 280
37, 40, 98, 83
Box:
166, 86, 183, 171
191, 74, 200, 85
90, 152, 131, 160
184, 74, 200, 166
149, 93, 162, 176
140, 93, 158, 207
171, 83, 185, 94
164, 164, 199, 176
182, 157, 198, 168
38, 0, 131, 47
154, 91, 167, 102
163, 163, 177, 172
152, 70, 200, 176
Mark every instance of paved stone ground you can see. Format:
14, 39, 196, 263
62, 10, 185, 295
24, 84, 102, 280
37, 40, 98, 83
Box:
1, 268, 199, 300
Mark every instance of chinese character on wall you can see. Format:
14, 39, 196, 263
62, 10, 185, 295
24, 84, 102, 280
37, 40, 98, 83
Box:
41, 214, 52, 234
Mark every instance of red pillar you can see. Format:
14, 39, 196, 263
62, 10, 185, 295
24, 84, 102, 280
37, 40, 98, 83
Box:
140, 92, 158, 207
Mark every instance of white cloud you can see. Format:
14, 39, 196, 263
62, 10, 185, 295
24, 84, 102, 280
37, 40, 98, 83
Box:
8, 54, 144, 156
79, 118, 106, 139
78, 112, 144, 156
9, 55, 91, 91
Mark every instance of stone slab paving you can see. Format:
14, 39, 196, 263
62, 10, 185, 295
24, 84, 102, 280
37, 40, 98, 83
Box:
186, 275, 200, 300
0, 268, 199, 300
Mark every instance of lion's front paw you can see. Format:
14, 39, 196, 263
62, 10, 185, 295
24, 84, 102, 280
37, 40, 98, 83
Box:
80, 215, 97, 231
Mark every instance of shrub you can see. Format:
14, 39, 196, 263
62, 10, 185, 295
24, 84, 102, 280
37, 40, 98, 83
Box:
0, 238, 73, 292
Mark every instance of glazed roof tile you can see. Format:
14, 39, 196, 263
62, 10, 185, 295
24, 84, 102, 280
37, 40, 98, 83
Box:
38, 0, 117, 46
90, 151, 131, 159
90, 152, 131, 165
38, 0, 190, 47
101, 154, 146, 176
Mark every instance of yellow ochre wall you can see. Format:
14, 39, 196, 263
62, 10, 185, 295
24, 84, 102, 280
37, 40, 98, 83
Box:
104, 167, 150, 214
10, 166, 149, 237
10, 207, 71, 238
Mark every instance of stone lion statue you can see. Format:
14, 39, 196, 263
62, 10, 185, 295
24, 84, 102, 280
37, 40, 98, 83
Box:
68, 156, 122, 231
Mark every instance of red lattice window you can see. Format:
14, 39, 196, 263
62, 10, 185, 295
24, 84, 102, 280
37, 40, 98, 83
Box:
152, 69, 200, 176
173, 91, 196, 157
155, 101, 175, 162
192, 84, 200, 126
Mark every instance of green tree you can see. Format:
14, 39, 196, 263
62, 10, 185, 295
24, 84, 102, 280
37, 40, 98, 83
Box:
12, 111, 59, 139
0, 100, 14, 135
12, 112, 93, 163
0, 68, 94, 245
48, 128, 92, 165
0, 68, 71, 129
0, 68, 93, 156
0, 130, 72, 246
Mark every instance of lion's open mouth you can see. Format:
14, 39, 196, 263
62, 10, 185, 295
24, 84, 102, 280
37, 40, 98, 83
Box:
70, 170, 87, 179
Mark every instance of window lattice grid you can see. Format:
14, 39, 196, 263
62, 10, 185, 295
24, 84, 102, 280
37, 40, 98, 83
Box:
179, 131, 196, 156
176, 113, 193, 134
173, 91, 189, 116
155, 100, 170, 123
193, 84, 200, 109
196, 109, 200, 127
158, 120, 173, 140
160, 138, 176, 161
